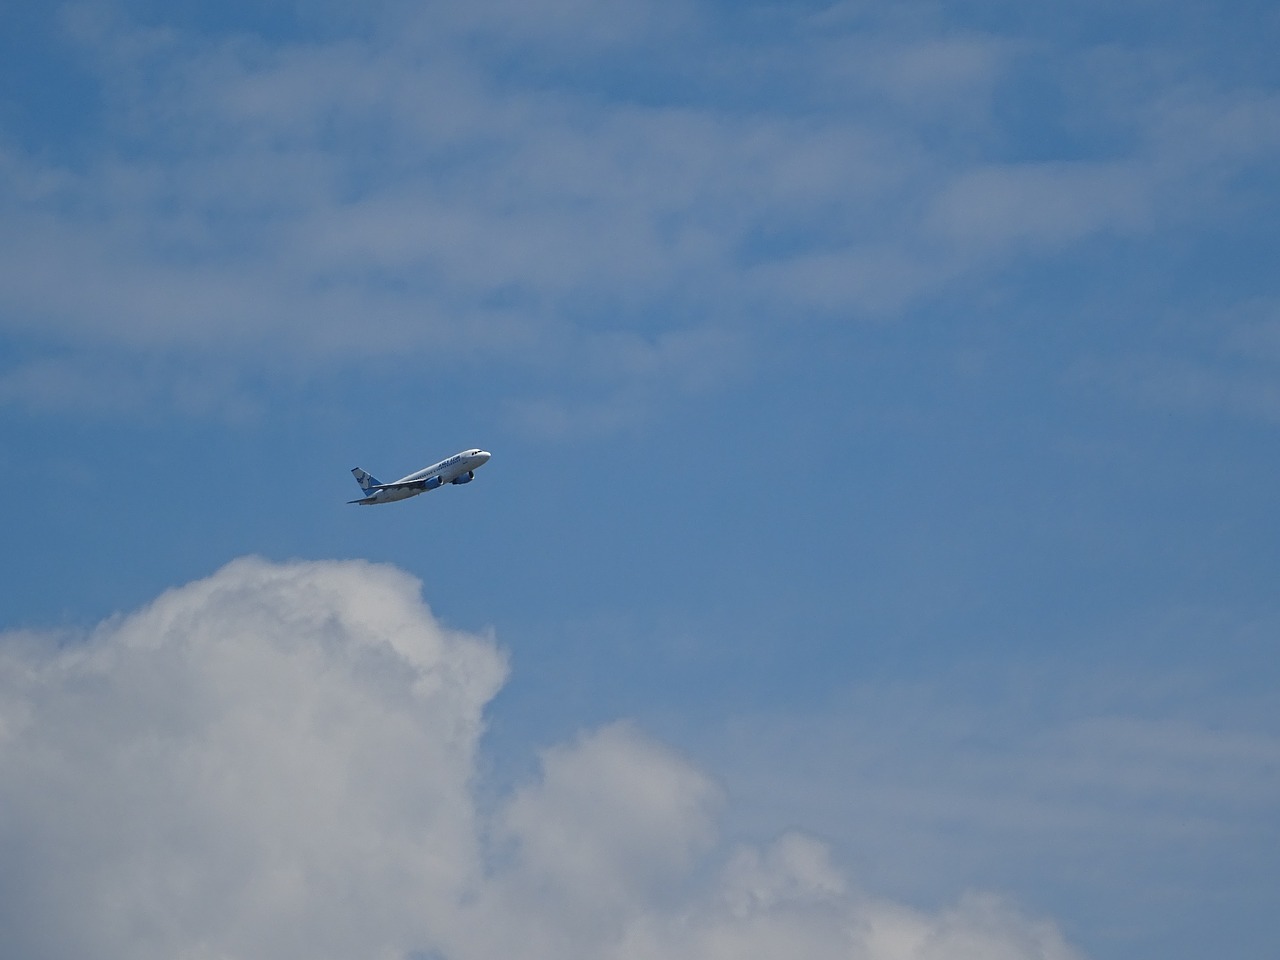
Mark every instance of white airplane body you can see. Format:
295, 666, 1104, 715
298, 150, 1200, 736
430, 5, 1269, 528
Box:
349, 448, 491, 505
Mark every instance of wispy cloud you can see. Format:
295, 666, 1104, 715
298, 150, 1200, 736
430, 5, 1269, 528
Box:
1072, 296, 1280, 423
699, 654, 1280, 929
4, 2, 1274, 429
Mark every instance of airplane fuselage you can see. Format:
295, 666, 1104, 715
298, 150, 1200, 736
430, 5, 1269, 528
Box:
349, 449, 491, 505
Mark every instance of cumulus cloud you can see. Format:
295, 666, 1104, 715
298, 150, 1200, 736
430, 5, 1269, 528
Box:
0, 557, 1085, 960
0, 557, 505, 960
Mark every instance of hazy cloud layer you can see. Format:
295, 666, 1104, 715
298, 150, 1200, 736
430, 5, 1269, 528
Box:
2, 1, 1276, 425
0, 557, 1083, 960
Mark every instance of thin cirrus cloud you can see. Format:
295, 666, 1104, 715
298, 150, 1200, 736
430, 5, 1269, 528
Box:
5, 1, 1275, 428
1068, 295, 1280, 423
0, 556, 1085, 960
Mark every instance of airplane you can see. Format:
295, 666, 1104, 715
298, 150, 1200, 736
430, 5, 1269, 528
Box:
348, 448, 492, 505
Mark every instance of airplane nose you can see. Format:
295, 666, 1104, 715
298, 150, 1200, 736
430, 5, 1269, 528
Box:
478, 450, 491, 464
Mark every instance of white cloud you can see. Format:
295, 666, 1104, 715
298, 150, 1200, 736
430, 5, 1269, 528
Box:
1071, 296, 1280, 423
0, 352, 268, 420
0, 557, 505, 960
925, 160, 1151, 252
4, 3, 1276, 436
504, 326, 752, 438
499, 722, 722, 903
698, 668, 1280, 915
0, 557, 1087, 960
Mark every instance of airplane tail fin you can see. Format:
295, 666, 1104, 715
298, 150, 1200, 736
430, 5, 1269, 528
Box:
351, 467, 382, 494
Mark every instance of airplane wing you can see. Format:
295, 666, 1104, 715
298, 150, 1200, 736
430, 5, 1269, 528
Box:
371, 476, 443, 492
348, 495, 380, 504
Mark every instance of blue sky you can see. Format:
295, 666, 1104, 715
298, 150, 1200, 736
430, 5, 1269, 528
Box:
2, 2, 1278, 959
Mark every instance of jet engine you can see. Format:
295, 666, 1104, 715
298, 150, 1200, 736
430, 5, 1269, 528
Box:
425, 475, 445, 490
450, 471, 474, 484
